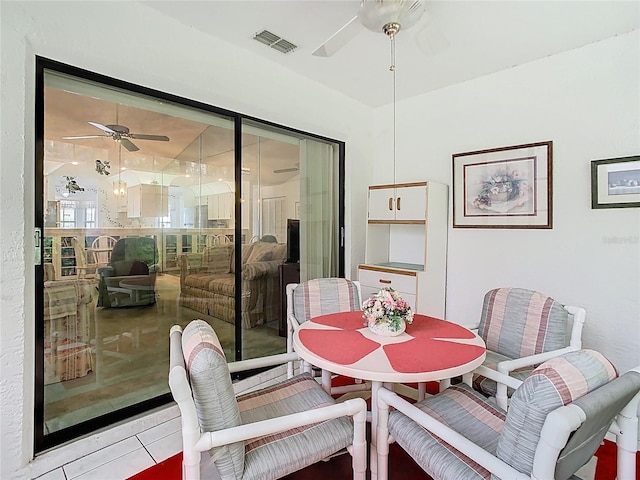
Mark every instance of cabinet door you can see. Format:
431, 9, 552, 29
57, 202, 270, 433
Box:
220, 192, 234, 220
395, 185, 426, 221
368, 187, 395, 221
207, 195, 219, 220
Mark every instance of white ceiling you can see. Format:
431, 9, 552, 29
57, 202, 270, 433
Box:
142, 1, 639, 108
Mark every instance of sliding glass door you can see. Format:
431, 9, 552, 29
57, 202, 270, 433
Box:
35, 58, 344, 452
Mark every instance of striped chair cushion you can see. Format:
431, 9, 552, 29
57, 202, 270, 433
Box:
181, 320, 244, 480
236, 373, 354, 480
478, 287, 569, 359
388, 383, 506, 480
496, 349, 617, 476
292, 278, 361, 324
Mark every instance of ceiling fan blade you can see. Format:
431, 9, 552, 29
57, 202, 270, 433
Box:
312, 15, 361, 57
62, 135, 109, 140
414, 17, 449, 56
129, 134, 170, 141
120, 138, 140, 152
273, 167, 299, 174
88, 122, 117, 134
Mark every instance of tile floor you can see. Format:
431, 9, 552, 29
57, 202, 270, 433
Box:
35, 415, 183, 480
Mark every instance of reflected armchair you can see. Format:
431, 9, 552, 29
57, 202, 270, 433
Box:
97, 236, 159, 308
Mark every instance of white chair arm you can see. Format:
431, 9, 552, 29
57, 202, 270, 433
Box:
377, 388, 529, 480
495, 346, 576, 375
228, 352, 300, 373
473, 365, 523, 391
195, 397, 367, 452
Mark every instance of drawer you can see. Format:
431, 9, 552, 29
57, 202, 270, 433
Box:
358, 266, 417, 295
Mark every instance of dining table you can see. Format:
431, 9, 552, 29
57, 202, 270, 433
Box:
292, 310, 486, 480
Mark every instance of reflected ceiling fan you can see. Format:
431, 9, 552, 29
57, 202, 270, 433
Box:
313, 0, 448, 58
63, 122, 170, 152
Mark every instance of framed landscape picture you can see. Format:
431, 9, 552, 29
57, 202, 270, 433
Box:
591, 155, 640, 209
453, 141, 552, 229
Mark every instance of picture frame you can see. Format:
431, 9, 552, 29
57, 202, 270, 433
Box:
453, 141, 552, 229
591, 155, 640, 209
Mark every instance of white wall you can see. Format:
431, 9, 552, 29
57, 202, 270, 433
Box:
0, 2, 372, 478
371, 31, 640, 374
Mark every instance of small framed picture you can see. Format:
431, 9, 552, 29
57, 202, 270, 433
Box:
453, 141, 552, 228
591, 155, 640, 209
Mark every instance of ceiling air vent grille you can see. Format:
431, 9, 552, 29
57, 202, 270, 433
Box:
253, 30, 298, 54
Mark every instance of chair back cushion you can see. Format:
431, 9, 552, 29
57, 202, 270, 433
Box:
292, 278, 361, 324
110, 236, 158, 267
478, 287, 568, 359
496, 349, 617, 476
181, 320, 244, 480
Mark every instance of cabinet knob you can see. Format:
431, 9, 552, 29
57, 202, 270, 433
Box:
388, 197, 393, 211
379, 279, 392, 284
396, 197, 401, 211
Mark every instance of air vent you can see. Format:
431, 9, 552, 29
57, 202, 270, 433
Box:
253, 30, 298, 54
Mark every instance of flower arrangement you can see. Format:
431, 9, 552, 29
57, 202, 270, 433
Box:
362, 287, 413, 334
472, 169, 528, 209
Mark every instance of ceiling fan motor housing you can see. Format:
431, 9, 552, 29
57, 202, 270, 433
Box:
358, 0, 426, 34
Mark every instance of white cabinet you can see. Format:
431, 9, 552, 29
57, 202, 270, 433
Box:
359, 181, 448, 318
368, 183, 427, 222
127, 184, 168, 218
207, 192, 234, 220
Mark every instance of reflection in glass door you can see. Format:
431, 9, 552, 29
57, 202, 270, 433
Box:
36, 58, 344, 451
239, 120, 343, 358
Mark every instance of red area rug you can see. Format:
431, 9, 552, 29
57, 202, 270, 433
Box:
128, 439, 637, 480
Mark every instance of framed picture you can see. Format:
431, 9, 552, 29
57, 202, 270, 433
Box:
591, 155, 640, 209
453, 141, 552, 229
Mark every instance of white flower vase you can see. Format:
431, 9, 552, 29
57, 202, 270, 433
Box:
368, 317, 406, 337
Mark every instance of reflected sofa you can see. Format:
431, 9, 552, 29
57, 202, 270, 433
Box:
178, 242, 286, 329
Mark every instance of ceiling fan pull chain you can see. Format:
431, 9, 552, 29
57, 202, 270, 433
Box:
390, 33, 397, 186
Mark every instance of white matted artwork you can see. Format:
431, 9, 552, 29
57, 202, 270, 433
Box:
453, 141, 552, 229
591, 155, 640, 209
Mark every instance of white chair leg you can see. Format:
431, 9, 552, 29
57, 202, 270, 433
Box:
352, 399, 368, 480
321, 369, 332, 394
376, 388, 391, 480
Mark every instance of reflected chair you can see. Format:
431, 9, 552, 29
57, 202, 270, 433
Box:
376, 349, 640, 480
169, 320, 367, 480
72, 237, 98, 279
97, 236, 159, 307
286, 278, 367, 396
470, 287, 586, 409
90, 235, 117, 267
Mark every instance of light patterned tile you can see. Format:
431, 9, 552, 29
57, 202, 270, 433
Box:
35, 468, 66, 480
63, 437, 142, 479
144, 430, 183, 463
137, 416, 181, 446
71, 448, 154, 480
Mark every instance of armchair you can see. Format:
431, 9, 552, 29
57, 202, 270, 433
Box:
376, 349, 640, 480
97, 236, 159, 308
286, 278, 367, 396
169, 320, 367, 480
471, 287, 586, 409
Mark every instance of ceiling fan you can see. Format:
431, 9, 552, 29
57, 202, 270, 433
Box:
313, 0, 448, 58
63, 122, 170, 152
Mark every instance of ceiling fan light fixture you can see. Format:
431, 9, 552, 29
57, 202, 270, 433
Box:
359, 0, 425, 34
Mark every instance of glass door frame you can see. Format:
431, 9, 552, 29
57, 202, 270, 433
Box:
34, 56, 345, 452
